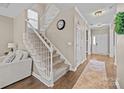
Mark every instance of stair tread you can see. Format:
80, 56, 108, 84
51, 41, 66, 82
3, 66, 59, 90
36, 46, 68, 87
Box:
53, 53, 60, 57
53, 62, 69, 81
53, 61, 68, 70
53, 57, 64, 62
53, 58, 64, 65
24, 5, 66, 85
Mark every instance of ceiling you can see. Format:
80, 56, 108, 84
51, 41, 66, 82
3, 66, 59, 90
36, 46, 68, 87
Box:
0, 3, 33, 18
0, 3, 117, 26
76, 3, 117, 26
55, 3, 117, 26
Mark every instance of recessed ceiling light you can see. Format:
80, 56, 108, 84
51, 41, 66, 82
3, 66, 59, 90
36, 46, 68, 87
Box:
92, 9, 105, 17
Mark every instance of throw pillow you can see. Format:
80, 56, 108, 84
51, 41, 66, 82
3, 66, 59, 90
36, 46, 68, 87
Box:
2, 52, 16, 63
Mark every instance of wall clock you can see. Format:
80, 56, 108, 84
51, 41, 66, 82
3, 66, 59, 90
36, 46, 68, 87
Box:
57, 19, 65, 30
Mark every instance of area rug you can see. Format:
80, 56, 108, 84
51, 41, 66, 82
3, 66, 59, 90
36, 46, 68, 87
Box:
73, 59, 109, 89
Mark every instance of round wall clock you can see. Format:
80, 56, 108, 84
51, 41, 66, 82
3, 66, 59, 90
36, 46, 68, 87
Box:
57, 19, 65, 30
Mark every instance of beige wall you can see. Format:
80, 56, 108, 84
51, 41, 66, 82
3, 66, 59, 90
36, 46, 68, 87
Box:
46, 7, 75, 67
0, 15, 13, 56
13, 10, 26, 50
116, 4, 124, 88
13, 4, 45, 50
46, 7, 90, 70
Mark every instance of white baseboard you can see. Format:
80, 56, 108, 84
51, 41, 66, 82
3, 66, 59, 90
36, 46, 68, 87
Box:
81, 57, 87, 64
32, 72, 54, 87
32, 72, 41, 81
70, 65, 77, 72
70, 58, 87, 72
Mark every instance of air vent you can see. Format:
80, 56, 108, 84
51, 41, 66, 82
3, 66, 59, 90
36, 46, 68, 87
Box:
0, 3, 9, 8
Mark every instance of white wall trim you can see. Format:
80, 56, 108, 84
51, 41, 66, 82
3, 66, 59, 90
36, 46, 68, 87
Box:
74, 7, 90, 27
73, 6, 89, 72
70, 58, 87, 72
81, 56, 87, 64
69, 65, 77, 72
32, 72, 54, 87
32, 72, 41, 81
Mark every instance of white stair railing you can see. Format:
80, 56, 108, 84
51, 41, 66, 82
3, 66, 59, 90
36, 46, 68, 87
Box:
26, 19, 52, 52
24, 20, 54, 86
39, 4, 71, 66
23, 4, 70, 87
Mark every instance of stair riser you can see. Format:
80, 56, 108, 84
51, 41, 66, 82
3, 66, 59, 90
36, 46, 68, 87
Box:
53, 56, 60, 62
53, 51, 56, 55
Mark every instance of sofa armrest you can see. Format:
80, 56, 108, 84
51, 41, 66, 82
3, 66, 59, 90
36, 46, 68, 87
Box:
0, 57, 32, 88
0, 58, 32, 68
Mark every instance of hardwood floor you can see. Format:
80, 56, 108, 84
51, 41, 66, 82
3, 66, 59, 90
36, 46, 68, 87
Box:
4, 54, 117, 89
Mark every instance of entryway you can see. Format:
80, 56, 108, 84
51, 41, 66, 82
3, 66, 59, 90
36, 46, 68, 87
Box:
91, 25, 109, 56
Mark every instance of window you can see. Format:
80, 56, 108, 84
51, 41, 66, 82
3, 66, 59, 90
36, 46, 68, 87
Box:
93, 36, 96, 45
27, 9, 38, 29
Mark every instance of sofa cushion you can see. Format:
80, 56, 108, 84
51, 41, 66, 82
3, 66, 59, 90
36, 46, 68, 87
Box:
22, 51, 29, 60
2, 52, 16, 63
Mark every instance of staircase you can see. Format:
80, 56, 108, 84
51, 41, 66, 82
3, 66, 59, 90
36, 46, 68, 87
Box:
23, 4, 69, 87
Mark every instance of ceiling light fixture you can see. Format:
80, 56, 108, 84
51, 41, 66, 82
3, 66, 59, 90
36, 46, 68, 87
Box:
93, 9, 105, 17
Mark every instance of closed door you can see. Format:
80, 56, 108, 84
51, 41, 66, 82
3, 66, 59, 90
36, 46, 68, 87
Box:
76, 29, 82, 65
86, 30, 88, 57
92, 34, 109, 55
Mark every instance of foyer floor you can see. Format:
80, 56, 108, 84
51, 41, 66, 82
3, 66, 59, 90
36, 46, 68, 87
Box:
4, 54, 117, 89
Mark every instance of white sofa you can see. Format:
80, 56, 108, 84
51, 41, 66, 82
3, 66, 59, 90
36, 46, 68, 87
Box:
0, 50, 32, 88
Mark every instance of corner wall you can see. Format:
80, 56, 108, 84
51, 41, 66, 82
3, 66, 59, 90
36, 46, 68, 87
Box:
13, 10, 26, 50
116, 4, 124, 88
46, 7, 75, 66
0, 15, 14, 56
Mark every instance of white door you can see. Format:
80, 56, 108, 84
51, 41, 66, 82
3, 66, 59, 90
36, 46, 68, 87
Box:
92, 34, 109, 55
76, 29, 82, 65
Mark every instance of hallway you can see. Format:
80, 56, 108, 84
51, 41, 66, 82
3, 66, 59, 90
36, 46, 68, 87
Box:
73, 54, 117, 88
4, 54, 117, 89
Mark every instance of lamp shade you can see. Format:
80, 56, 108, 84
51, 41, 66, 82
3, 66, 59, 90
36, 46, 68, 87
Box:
8, 43, 15, 48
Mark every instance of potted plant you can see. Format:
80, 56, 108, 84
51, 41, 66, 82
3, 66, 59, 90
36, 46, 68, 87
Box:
115, 12, 124, 34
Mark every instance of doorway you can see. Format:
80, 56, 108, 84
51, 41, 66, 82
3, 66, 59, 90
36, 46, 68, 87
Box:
86, 30, 88, 57
91, 26, 109, 56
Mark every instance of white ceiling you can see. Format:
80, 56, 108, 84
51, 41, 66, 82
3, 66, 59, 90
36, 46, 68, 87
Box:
0, 3, 117, 26
76, 3, 117, 26
55, 3, 117, 26
0, 3, 33, 18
